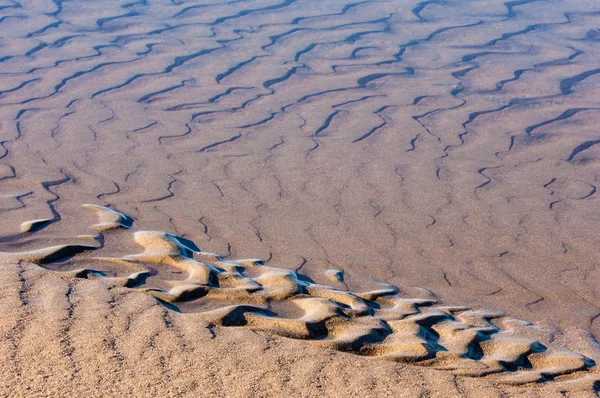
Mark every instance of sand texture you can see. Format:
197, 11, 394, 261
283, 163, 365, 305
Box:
2, 207, 600, 397
1, 0, 600, 396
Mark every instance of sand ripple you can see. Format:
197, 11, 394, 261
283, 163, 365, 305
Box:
1, 205, 598, 390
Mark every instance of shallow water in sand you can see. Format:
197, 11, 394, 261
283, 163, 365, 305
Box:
1, 0, 600, 339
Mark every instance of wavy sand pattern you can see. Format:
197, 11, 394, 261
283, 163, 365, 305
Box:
2, 205, 600, 394
2, 0, 600, 395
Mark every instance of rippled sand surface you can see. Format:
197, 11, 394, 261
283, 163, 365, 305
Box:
1, 0, 600, 396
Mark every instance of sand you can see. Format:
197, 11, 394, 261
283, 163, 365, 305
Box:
1, 0, 600, 396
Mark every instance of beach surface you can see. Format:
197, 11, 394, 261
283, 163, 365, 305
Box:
1, 0, 600, 396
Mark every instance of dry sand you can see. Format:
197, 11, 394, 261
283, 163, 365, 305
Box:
1, 0, 600, 396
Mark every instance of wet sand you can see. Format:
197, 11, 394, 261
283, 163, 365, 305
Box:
1, 0, 600, 396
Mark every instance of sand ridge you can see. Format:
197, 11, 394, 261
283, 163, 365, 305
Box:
1, 204, 599, 393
